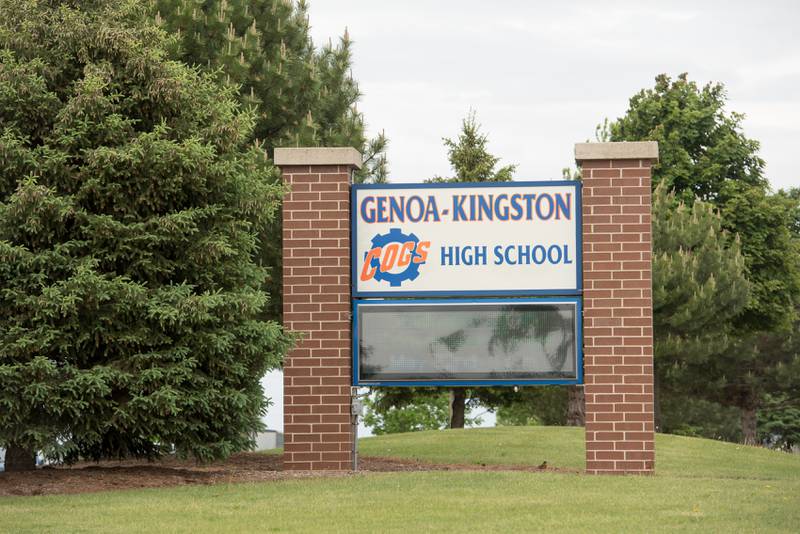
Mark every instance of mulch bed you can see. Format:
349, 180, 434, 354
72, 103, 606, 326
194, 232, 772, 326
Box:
0, 453, 578, 497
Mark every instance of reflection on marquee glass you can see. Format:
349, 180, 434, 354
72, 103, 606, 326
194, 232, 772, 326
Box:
358, 303, 577, 382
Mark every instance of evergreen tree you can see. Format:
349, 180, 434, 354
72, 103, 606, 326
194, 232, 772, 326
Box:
150, 0, 387, 182
651, 182, 750, 429
430, 110, 515, 183
609, 73, 800, 442
658, 396, 742, 442
0, 0, 291, 470
151, 0, 387, 321
758, 392, 800, 450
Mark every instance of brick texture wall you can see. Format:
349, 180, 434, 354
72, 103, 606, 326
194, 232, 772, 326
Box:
279, 163, 354, 470
579, 157, 656, 474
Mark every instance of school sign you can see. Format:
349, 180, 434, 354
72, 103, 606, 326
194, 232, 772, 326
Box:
275, 141, 659, 475
352, 181, 581, 296
351, 181, 583, 387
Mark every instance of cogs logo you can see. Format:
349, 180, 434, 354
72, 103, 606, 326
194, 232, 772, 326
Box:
360, 228, 431, 287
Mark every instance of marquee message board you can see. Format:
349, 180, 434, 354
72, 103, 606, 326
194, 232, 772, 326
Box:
351, 181, 581, 297
278, 144, 656, 474
353, 298, 582, 386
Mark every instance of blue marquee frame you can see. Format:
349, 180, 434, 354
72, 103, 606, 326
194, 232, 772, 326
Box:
352, 297, 584, 387
350, 180, 583, 298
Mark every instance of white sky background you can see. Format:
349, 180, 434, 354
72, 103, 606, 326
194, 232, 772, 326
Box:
305, 0, 799, 190
262, 0, 800, 435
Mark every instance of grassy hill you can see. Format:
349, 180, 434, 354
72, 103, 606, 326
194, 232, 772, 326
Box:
2, 427, 799, 533
360, 426, 800, 480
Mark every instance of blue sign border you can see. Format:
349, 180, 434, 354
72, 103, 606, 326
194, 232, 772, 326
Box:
352, 296, 584, 387
350, 180, 583, 298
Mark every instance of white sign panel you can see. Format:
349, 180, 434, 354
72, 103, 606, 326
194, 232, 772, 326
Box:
351, 181, 581, 296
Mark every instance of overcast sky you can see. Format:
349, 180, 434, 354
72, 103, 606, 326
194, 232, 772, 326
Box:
304, 0, 799, 191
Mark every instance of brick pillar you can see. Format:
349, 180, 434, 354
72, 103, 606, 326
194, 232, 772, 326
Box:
575, 141, 659, 475
274, 147, 362, 471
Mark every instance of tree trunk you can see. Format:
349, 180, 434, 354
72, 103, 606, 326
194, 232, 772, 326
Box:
4, 444, 36, 472
449, 388, 466, 429
741, 406, 758, 445
566, 385, 585, 426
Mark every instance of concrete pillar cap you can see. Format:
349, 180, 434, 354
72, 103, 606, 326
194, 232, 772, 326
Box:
274, 147, 363, 169
574, 141, 659, 162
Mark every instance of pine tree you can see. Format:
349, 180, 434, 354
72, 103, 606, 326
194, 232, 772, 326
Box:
430, 110, 515, 183
651, 182, 750, 429
151, 0, 387, 321
150, 0, 387, 182
0, 0, 291, 470
651, 181, 750, 357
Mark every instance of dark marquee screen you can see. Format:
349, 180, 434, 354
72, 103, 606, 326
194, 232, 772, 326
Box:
355, 300, 580, 384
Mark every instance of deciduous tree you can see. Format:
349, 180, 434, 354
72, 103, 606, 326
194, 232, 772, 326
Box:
363, 391, 483, 435
610, 73, 766, 203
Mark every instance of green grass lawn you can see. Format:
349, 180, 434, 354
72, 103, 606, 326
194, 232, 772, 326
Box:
2, 427, 799, 533
359, 426, 800, 480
